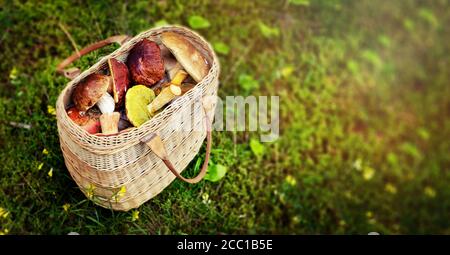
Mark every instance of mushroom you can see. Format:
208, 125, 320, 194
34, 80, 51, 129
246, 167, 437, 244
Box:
125, 85, 156, 127
170, 69, 188, 86
160, 44, 183, 80
108, 58, 130, 108
118, 110, 133, 131
146, 84, 181, 115
126, 39, 165, 86
150, 75, 170, 96
167, 62, 183, 81
146, 69, 186, 115
72, 73, 120, 134
160, 32, 210, 82
73, 74, 111, 111
99, 112, 120, 135
66, 107, 101, 134
160, 44, 176, 69
180, 83, 196, 95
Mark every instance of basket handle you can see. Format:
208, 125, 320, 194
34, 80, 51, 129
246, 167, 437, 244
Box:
56, 35, 131, 79
141, 100, 214, 184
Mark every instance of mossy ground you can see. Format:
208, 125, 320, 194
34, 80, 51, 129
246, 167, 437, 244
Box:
0, 0, 449, 234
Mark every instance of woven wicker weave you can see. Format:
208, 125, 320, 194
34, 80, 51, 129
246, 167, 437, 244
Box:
56, 26, 219, 211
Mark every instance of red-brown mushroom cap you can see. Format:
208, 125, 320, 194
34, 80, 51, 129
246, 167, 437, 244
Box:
67, 107, 89, 125
66, 107, 101, 134
108, 58, 130, 108
126, 39, 165, 86
72, 73, 111, 111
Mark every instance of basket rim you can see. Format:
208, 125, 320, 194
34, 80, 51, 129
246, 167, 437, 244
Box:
55, 25, 219, 151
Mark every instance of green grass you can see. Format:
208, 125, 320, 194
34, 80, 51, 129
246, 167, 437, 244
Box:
0, 0, 449, 234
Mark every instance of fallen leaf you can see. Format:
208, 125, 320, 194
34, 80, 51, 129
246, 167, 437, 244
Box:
258, 22, 280, 38
204, 163, 227, 182
188, 15, 210, 29
238, 74, 259, 92
154, 19, 168, 27
289, 0, 310, 6
213, 42, 230, 55
250, 138, 265, 158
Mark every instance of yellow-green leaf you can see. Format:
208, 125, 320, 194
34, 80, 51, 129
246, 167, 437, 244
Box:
154, 19, 168, 27
213, 42, 230, 55
238, 74, 259, 92
258, 22, 279, 38
250, 138, 265, 158
289, 0, 310, 6
418, 8, 439, 28
281, 66, 294, 78
204, 163, 227, 182
188, 15, 210, 29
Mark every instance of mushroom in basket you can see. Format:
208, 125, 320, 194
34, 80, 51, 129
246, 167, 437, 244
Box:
126, 39, 165, 87
108, 58, 130, 108
69, 58, 130, 135
66, 107, 101, 134
71, 73, 119, 134
160, 32, 210, 83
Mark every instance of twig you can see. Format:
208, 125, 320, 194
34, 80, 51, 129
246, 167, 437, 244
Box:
8, 121, 32, 129
58, 22, 80, 57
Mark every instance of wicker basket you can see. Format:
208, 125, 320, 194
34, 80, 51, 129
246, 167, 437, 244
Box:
55, 26, 219, 211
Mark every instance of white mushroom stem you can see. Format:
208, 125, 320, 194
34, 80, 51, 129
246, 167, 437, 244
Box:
100, 112, 120, 135
96, 93, 119, 134
96, 93, 115, 114
147, 85, 181, 114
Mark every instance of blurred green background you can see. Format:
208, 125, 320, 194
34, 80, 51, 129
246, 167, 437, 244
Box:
0, 0, 449, 234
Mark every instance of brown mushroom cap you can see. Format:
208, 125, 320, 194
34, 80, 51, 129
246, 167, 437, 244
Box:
72, 73, 111, 111
108, 58, 130, 107
160, 32, 210, 83
126, 39, 165, 86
